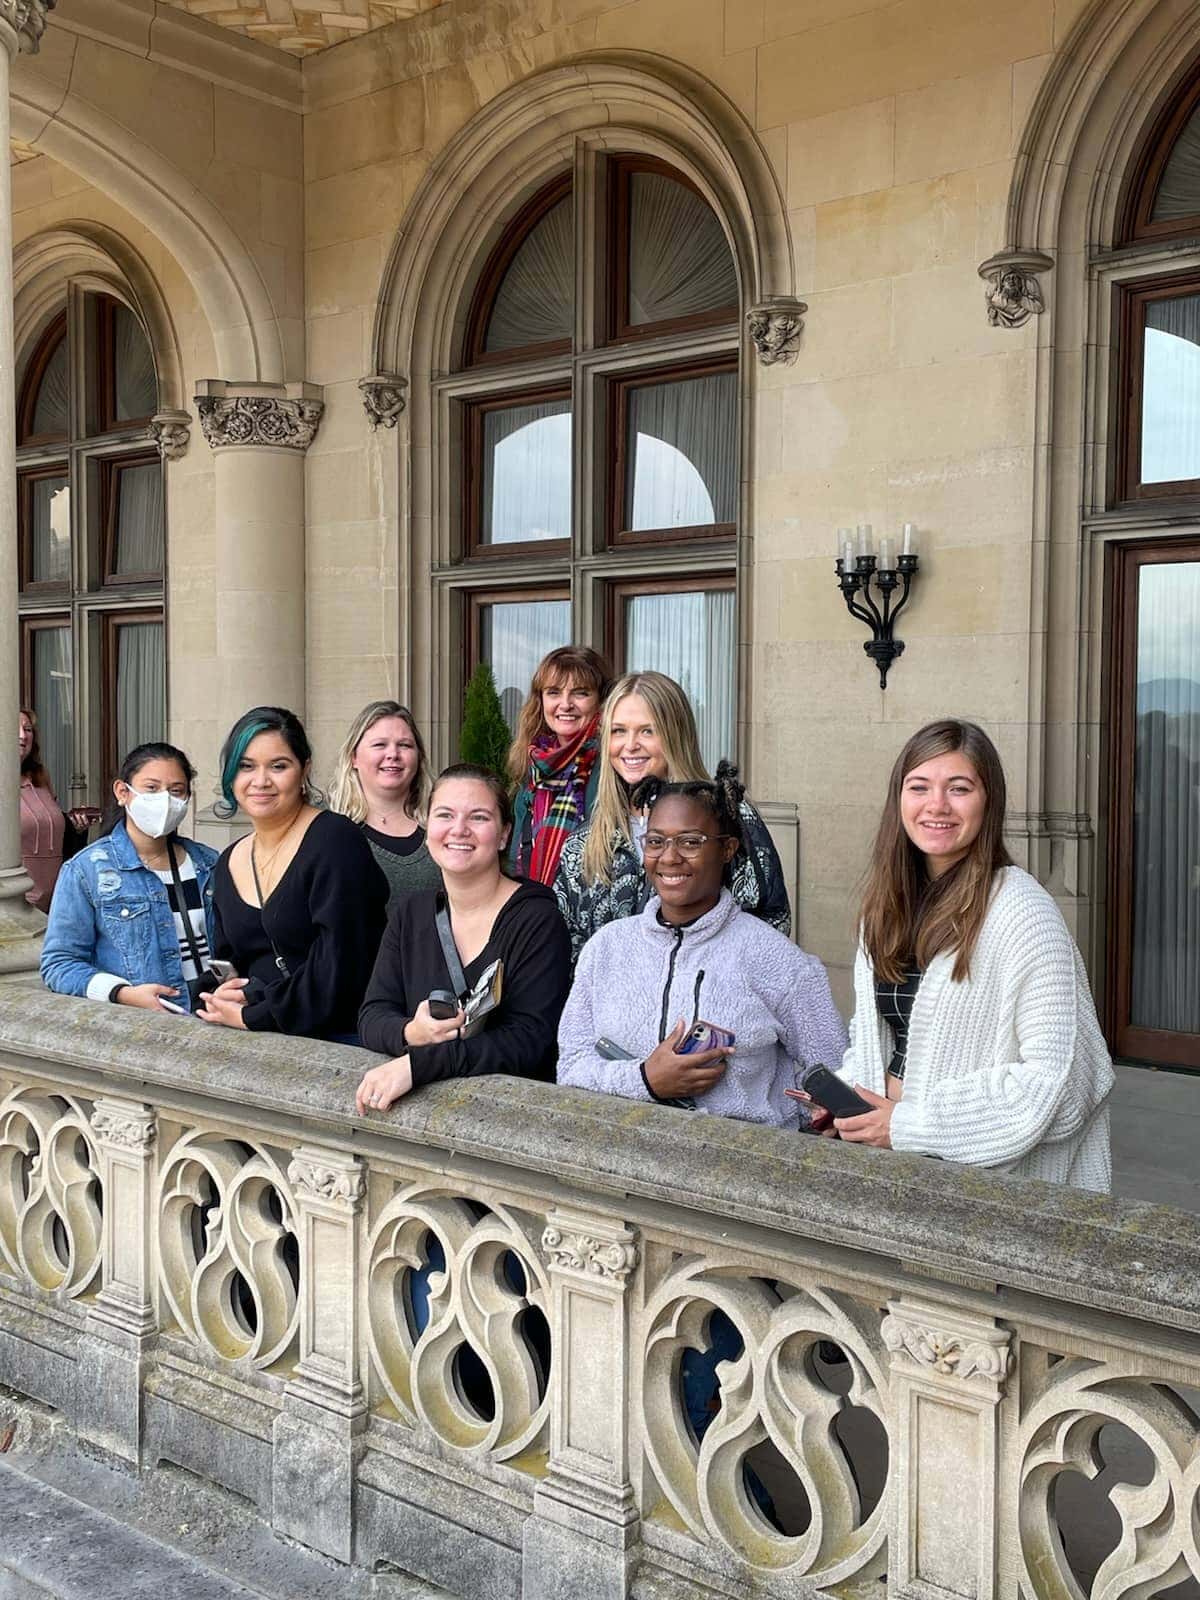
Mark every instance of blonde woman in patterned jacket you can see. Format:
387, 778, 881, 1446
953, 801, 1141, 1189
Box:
804, 719, 1114, 1191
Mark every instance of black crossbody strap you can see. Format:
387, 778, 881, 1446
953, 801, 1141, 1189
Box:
434, 893, 468, 1001
167, 839, 207, 976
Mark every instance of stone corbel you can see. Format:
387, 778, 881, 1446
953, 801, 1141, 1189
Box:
150, 409, 191, 461
0, 0, 55, 55
746, 296, 808, 366
978, 249, 1054, 329
194, 380, 324, 451
358, 371, 408, 429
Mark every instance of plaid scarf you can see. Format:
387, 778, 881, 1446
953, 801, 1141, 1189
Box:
514, 716, 600, 885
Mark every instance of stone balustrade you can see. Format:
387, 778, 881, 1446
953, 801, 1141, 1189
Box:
0, 990, 1197, 1599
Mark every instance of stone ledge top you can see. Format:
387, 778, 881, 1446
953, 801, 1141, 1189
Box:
1, 989, 1197, 1334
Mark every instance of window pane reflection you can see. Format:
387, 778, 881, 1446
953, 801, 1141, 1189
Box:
1131, 562, 1200, 1035
485, 197, 573, 353
628, 172, 738, 327
624, 587, 734, 770
624, 372, 737, 533
482, 400, 572, 545
30, 476, 70, 585
31, 626, 73, 801
1142, 296, 1200, 483
481, 600, 571, 732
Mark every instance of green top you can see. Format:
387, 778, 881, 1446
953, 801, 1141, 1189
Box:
362, 825, 442, 917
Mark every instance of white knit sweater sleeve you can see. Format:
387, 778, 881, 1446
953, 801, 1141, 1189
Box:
555, 931, 650, 1102
889, 895, 1101, 1167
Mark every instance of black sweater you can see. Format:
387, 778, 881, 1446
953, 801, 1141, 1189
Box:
213, 809, 388, 1039
358, 880, 571, 1086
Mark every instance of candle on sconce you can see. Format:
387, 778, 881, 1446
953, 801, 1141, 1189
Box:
878, 535, 895, 571
902, 522, 917, 556
856, 523, 873, 559
842, 536, 856, 572
836, 526, 851, 563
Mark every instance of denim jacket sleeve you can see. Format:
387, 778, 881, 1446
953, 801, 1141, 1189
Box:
40, 854, 125, 1000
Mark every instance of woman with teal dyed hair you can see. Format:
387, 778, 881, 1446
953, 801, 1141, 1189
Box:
201, 706, 388, 1042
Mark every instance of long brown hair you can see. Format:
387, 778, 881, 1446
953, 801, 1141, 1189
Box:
505, 646, 612, 786
19, 707, 52, 790
859, 720, 1013, 983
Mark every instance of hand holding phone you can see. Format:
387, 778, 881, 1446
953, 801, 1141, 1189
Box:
157, 996, 187, 1015
785, 1065, 874, 1118
428, 990, 460, 1020
678, 1020, 736, 1056
644, 1019, 732, 1101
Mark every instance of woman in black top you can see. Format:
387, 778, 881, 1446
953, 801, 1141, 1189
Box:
201, 706, 387, 1041
356, 763, 571, 1113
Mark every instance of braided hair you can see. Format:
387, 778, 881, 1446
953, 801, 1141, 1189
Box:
632, 759, 746, 875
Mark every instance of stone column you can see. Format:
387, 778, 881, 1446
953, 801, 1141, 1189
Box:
0, 0, 54, 974
77, 1098, 157, 1466
882, 1297, 1014, 1600
273, 1146, 366, 1563
524, 1210, 641, 1600
193, 378, 323, 747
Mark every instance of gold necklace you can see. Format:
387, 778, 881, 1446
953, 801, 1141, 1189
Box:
251, 809, 304, 899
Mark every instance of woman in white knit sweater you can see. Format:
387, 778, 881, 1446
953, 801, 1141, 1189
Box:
812, 719, 1114, 1191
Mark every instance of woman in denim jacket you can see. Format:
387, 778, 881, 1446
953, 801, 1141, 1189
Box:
41, 742, 218, 1013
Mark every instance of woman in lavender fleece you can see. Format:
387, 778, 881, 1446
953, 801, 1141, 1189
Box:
557, 764, 847, 1128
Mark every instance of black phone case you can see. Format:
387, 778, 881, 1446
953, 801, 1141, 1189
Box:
802, 1066, 874, 1118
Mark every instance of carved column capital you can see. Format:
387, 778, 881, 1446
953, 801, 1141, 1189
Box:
882, 1301, 1012, 1387
150, 409, 191, 462
90, 1098, 156, 1154
358, 371, 408, 429
542, 1220, 639, 1284
287, 1147, 365, 1212
193, 380, 324, 451
0, 0, 55, 55
746, 296, 808, 366
978, 249, 1054, 329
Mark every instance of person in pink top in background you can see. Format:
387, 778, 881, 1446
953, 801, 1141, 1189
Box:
19, 707, 65, 913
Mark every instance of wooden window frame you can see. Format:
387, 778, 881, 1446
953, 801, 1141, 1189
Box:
1120, 67, 1200, 244
100, 450, 163, 586
606, 570, 735, 671
96, 295, 155, 434
1105, 536, 1200, 1070
18, 464, 71, 596
465, 582, 572, 677
608, 356, 738, 547
17, 313, 69, 448
607, 155, 739, 344
462, 175, 574, 369
100, 608, 163, 794
1115, 270, 1200, 503
463, 383, 572, 560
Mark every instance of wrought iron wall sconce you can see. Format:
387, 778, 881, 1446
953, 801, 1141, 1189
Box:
835, 524, 920, 689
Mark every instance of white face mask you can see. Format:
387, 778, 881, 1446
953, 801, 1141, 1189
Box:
126, 788, 190, 840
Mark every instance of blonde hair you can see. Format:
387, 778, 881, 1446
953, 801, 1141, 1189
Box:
329, 702, 432, 825
505, 646, 612, 786
581, 671, 708, 886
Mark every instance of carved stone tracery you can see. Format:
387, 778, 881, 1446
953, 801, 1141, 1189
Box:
746, 296, 808, 365
0, 1087, 102, 1298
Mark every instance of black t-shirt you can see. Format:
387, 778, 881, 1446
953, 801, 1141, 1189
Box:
363, 824, 427, 858
213, 809, 388, 1039
358, 879, 571, 1086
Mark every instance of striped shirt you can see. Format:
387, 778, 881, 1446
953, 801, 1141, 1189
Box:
152, 853, 209, 981
875, 965, 923, 1081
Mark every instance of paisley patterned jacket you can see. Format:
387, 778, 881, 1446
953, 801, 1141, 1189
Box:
553, 799, 791, 966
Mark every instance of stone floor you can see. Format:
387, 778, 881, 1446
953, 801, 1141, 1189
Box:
1110, 1060, 1200, 1211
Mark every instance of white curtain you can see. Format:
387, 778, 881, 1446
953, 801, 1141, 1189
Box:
114, 304, 157, 421
1131, 561, 1200, 1033
1153, 106, 1200, 222
32, 336, 69, 437
116, 621, 165, 758
483, 401, 571, 544
628, 372, 737, 531
114, 461, 164, 575
485, 198, 573, 352
483, 601, 571, 733
31, 477, 70, 584
32, 626, 72, 800
629, 172, 738, 326
625, 588, 735, 771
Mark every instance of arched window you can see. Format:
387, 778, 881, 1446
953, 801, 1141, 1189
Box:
450, 155, 741, 769
16, 288, 165, 805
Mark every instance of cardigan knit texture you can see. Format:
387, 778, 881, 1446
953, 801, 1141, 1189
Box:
557, 889, 848, 1128
838, 866, 1114, 1190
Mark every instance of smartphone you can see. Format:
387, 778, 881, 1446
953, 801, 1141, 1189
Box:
678, 1021, 736, 1055
157, 996, 186, 1015
597, 1037, 637, 1061
428, 989, 460, 1020
786, 1065, 874, 1118
209, 960, 236, 982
